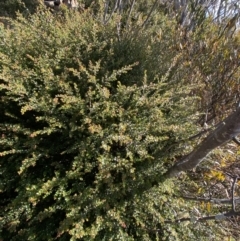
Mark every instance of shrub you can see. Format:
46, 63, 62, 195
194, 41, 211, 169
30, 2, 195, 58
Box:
0, 0, 40, 18
0, 7, 201, 240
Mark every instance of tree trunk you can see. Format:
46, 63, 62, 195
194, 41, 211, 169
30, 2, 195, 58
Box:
165, 106, 240, 178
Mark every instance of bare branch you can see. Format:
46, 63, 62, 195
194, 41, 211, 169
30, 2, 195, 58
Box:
141, 0, 159, 28
232, 136, 240, 145
103, 0, 111, 23
103, 0, 119, 25
126, 0, 136, 28
164, 210, 240, 224
181, 195, 240, 205
231, 176, 238, 212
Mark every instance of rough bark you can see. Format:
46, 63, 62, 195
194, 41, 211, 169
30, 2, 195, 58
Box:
165, 106, 240, 178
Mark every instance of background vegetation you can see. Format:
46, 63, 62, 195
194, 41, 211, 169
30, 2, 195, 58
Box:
0, 0, 240, 240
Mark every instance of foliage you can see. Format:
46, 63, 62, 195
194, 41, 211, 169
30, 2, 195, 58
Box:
0, 0, 40, 18
0, 1, 240, 240
0, 6, 202, 240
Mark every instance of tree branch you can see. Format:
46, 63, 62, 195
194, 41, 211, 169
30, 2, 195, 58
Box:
126, 0, 136, 29
141, 0, 159, 28
231, 176, 238, 212
232, 136, 240, 145
181, 195, 240, 205
165, 107, 240, 178
103, 0, 119, 25
164, 210, 240, 224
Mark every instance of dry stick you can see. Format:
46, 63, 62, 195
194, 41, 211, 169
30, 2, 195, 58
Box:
161, 176, 240, 226
141, 0, 159, 28
180, 195, 240, 205
164, 210, 240, 224
231, 176, 238, 212
103, 0, 111, 23
218, 13, 239, 39
103, 0, 119, 24
118, 0, 122, 14
126, 0, 136, 29
232, 136, 240, 145
145, 210, 240, 234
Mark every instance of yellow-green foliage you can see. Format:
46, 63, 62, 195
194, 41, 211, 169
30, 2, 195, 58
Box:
0, 5, 230, 241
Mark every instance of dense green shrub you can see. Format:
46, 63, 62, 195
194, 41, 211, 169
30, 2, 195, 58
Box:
0, 6, 219, 241
0, 0, 40, 18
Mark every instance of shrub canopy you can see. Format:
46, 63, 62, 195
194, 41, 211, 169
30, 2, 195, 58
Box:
0, 3, 239, 241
